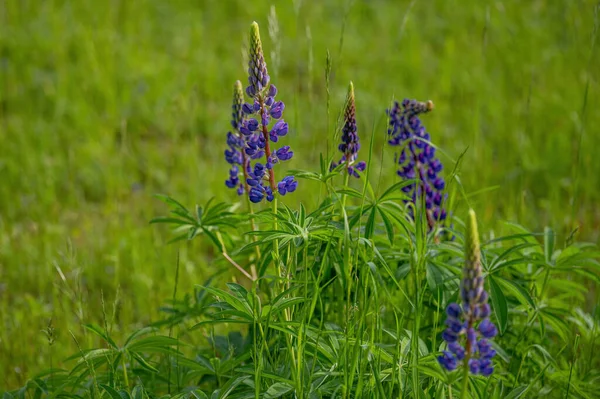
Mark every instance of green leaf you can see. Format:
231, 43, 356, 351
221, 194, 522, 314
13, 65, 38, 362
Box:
504, 385, 529, 399
336, 188, 364, 199
154, 194, 188, 213
124, 327, 157, 346
202, 286, 254, 320
543, 227, 555, 263
132, 386, 146, 399
540, 308, 570, 342
489, 276, 508, 334
377, 206, 395, 244
489, 243, 537, 270
379, 179, 417, 201
264, 383, 294, 398
496, 277, 536, 310
268, 297, 307, 317
188, 390, 209, 399
226, 283, 249, 299
78, 348, 115, 363
99, 385, 123, 399
425, 262, 445, 298
131, 352, 159, 373
365, 208, 377, 239
126, 336, 181, 354
149, 216, 192, 225
82, 324, 118, 349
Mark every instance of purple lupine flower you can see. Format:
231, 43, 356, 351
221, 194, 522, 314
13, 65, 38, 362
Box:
224, 81, 250, 195
242, 22, 297, 203
331, 82, 366, 178
277, 176, 298, 195
438, 210, 497, 377
387, 99, 447, 231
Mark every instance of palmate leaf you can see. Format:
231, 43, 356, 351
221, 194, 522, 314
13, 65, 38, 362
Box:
495, 276, 536, 310
82, 324, 118, 349
538, 307, 571, 342
130, 352, 159, 373
488, 275, 508, 334
200, 285, 255, 321
289, 154, 342, 183
488, 242, 538, 270
124, 326, 157, 346
151, 195, 238, 249
345, 178, 414, 244
126, 336, 183, 354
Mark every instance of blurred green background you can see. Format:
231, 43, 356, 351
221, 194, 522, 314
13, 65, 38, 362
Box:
1, 0, 598, 388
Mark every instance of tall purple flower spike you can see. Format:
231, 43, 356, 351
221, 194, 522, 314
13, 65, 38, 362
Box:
224, 80, 249, 196
241, 22, 297, 204
438, 210, 497, 377
331, 82, 366, 177
387, 99, 447, 230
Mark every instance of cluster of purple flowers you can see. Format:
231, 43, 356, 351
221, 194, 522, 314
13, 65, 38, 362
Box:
331, 82, 366, 177
438, 210, 497, 377
224, 81, 249, 196
225, 22, 297, 204
387, 99, 446, 228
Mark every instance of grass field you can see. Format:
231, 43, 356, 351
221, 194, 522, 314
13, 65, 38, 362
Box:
1, 0, 599, 394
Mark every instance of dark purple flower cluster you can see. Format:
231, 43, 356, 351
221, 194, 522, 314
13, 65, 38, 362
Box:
387, 99, 446, 228
240, 22, 297, 204
224, 81, 249, 196
331, 82, 366, 177
438, 210, 497, 377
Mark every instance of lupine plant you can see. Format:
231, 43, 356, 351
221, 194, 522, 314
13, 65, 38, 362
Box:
438, 209, 498, 397
241, 22, 297, 204
331, 82, 366, 178
387, 99, 447, 230
224, 80, 248, 195
8, 19, 600, 399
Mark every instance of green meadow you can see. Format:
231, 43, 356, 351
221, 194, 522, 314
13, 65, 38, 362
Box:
1, 0, 599, 395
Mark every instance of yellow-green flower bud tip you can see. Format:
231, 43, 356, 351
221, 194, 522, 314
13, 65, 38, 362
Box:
465, 209, 481, 270
348, 81, 355, 102
231, 80, 244, 129
246, 22, 270, 96
250, 22, 263, 58
234, 80, 244, 104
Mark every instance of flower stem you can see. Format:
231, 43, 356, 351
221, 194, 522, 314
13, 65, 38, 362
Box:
244, 192, 260, 279
258, 97, 277, 194
121, 355, 129, 388
459, 363, 470, 399
460, 321, 473, 399
341, 166, 351, 212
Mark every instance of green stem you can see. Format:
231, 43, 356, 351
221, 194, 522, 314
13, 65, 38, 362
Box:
459, 363, 470, 399
539, 264, 552, 300
341, 170, 350, 212
460, 321, 473, 399
122, 354, 130, 388
245, 193, 260, 279
272, 197, 281, 272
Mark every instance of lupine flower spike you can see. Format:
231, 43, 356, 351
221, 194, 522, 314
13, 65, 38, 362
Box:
241, 22, 297, 203
331, 82, 366, 177
438, 209, 497, 378
387, 99, 446, 230
224, 81, 249, 195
